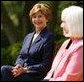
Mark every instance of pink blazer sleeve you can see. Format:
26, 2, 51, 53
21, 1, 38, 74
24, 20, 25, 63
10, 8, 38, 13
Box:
50, 47, 83, 81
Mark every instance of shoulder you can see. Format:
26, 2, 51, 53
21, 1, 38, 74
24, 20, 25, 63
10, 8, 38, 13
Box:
61, 39, 70, 48
23, 32, 34, 41
42, 29, 54, 39
73, 39, 83, 52
63, 39, 70, 44
40, 27, 54, 38
45, 31, 54, 39
43, 31, 54, 43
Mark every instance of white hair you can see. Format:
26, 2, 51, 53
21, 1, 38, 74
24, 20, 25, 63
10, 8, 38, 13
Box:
61, 6, 83, 38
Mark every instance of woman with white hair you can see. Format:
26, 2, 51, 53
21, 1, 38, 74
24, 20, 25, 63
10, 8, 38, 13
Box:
43, 6, 83, 81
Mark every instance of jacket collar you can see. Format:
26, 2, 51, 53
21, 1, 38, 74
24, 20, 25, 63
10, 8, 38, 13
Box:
31, 27, 48, 45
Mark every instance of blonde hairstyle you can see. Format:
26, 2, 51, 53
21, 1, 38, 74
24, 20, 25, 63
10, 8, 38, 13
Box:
61, 6, 83, 38
29, 3, 52, 22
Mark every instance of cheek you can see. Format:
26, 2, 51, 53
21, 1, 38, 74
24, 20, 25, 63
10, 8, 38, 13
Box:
43, 18, 47, 24
31, 19, 34, 24
32, 19, 37, 25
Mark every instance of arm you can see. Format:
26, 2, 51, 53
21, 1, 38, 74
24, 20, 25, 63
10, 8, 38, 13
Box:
50, 47, 83, 81
14, 35, 29, 66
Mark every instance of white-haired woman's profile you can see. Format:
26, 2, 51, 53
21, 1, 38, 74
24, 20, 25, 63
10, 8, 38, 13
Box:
43, 5, 83, 81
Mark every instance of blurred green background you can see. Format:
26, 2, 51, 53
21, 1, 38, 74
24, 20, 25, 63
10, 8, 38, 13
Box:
1, 1, 83, 65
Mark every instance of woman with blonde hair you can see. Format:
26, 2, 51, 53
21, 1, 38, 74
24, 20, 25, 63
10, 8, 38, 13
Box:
1, 3, 54, 81
44, 5, 83, 81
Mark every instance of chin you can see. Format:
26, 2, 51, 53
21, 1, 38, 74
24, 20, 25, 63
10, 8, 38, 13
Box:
36, 25, 41, 28
64, 33, 70, 38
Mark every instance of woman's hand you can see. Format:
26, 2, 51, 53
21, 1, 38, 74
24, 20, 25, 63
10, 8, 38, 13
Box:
12, 65, 27, 77
14, 64, 22, 69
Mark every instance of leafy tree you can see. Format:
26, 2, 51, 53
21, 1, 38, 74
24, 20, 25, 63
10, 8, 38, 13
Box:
1, 2, 18, 44
1, 1, 83, 65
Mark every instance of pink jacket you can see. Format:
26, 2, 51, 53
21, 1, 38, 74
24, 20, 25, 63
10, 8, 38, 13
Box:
44, 39, 83, 81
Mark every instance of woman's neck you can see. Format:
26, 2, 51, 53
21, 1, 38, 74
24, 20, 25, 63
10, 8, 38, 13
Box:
70, 37, 83, 42
35, 26, 46, 33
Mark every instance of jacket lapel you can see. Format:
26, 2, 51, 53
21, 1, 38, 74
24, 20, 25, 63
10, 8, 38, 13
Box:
27, 32, 35, 49
31, 34, 41, 45
31, 27, 47, 45
19, 32, 35, 54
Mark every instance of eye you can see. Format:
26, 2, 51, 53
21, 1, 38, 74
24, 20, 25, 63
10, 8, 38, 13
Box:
33, 15, 36, 18
59, 21, 62, 24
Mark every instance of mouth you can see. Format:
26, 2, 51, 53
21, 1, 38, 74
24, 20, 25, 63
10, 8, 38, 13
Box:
35, 22, 42, 25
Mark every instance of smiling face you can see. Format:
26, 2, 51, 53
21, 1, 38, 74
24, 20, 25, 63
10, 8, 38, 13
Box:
31, 11, 48, 33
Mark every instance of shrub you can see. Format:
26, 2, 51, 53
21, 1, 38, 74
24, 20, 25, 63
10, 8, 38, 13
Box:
1, 42, 22, 66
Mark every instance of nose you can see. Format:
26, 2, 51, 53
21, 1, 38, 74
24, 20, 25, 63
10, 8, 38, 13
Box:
60, 21, 63, 28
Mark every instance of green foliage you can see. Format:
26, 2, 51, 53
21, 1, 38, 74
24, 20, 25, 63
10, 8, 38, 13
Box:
1, 29, 10, 47
2, 1, 25, 27
2, 1, 25, 15
54, 1, 83, 43
1, 42, 22, 65
1, 1, 83, 65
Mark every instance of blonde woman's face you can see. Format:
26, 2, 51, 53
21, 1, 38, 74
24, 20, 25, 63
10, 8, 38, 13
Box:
60, 17, 70, 37
31, 11, 48, 32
